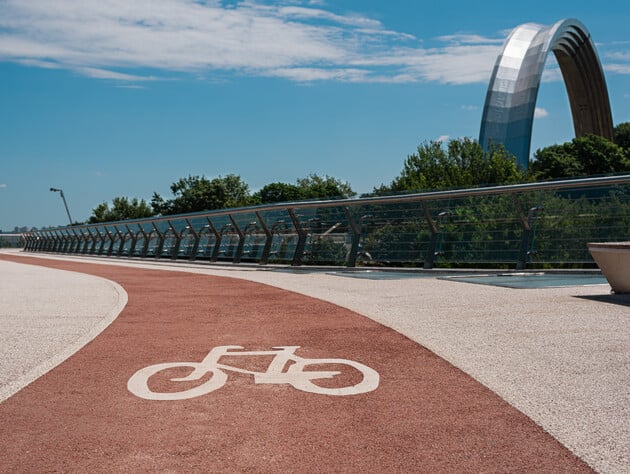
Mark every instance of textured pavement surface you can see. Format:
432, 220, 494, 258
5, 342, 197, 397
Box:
1, 249, 629, 472
0, 257, 127, 402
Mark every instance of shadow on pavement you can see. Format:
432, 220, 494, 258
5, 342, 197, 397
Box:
575, 293, 630, 308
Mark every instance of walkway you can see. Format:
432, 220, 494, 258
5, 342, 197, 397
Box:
1, 250, 628, 472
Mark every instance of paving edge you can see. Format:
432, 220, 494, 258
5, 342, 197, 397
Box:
0, 264, 128, 403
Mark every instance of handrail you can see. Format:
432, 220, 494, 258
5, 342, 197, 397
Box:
23, 174, 630, 269
31, 174, 630, 232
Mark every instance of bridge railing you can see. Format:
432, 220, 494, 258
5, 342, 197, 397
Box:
22, 175, 630, 269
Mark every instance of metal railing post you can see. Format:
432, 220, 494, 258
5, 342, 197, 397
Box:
184, 219, 199, 261
424, 207, 450, 270
208, 219, 222, 262
288, 208, 307, 266
344, 207, 360, 267
139, 227, 150, 258
167, 221, 181, 260
150, 222, 163, 259
256, 212, 273, 265
86, 229, 97, 254
227, 215, 245, 263
114, 226, 125, 257
515, 196, 544, 270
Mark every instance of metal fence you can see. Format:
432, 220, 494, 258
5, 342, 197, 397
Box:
22, 175, 630, 269
0, 234, 24, 248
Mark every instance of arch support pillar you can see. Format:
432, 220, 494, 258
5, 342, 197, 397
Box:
479, 19, 613, 168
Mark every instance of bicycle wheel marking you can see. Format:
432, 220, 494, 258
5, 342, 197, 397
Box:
127, 345, 380, 400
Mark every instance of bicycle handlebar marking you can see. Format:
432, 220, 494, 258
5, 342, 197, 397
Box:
128, 345, 379, 400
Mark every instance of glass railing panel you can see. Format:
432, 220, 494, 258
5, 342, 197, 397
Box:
110, 236, 123, 255
254, 209, 297, 264
144, 233, 160, 257
152, 220, 170, 233
176, 229, 195, 258
74, 237, 86, 254
436, 194, 523, 267
196, 233, 217, 259
226, 212, 258, 261
68, 235, 80, 253
83, 231, 96, 254
167, 218, 188, 234
359, 201, 431, 266
57, 231, 70, 253
160, 228, 178, 257
120, 236, 133, 256
139, 222, 154, 234
529, 184, 630, 267
203, 214, 236, 261
299, 205, 352, 265
186, 216, 209, 232
133, 235, 146, 257
217, 233, 239, 261
91, 226, 108, 255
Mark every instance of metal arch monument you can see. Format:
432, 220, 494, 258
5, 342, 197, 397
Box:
479, 19, 614, 169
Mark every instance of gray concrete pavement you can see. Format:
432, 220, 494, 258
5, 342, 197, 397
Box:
0, 256, 127, 402
1, 249, 628, 473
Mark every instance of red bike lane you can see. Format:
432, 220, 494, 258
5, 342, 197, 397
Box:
0, 255, 591, 472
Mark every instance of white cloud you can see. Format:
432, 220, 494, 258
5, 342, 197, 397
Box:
605, 64, 630, 74
534, 107, 549, 118
0, 0, 542, 85
436, 34, 504, 45
606, 51, 630, 61
461, 104, 479, 111
0, 184, 7, 189
436, 135, 449, 142
597, 47, 630, 75
76, 67, 156, 82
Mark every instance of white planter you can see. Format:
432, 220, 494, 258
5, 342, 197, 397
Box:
588, 242, 630, 294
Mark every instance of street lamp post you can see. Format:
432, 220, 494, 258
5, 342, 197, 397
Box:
50, 187, 73, 225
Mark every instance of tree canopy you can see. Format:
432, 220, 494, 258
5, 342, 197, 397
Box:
252, 174, 356, 204
373, 137, 526, 195
85, 123, 630, 224
151, 174, 251, 215
530, 132, 630, 180
148, 173, 355, 215
251, 182, 304, 204
88, 197, 154, 224
297, 174, 356, 200
614, 122, 630, 159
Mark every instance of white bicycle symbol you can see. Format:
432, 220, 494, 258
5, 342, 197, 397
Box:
128, 345, 380, 400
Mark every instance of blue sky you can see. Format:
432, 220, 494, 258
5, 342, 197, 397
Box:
1, 0, 629, 231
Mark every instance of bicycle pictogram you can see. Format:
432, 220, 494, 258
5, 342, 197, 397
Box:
127, 345, 380, 400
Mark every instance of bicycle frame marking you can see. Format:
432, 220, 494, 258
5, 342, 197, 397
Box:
128, 345, 379, 400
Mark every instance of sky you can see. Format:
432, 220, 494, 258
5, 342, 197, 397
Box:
1, 0, 629, 231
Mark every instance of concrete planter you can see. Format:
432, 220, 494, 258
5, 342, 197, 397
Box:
588, 242, 630, 294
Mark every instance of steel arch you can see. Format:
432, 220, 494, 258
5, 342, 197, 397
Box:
479, 19, 613, 168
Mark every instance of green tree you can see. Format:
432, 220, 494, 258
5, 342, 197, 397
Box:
252, 182, 304, 204
376, 137, 526, 194
152, 174, 251, 215
88, 197, 154, 224
530, 133, 629, 180
614, 122, 630, 159
297, 174, 356, 200
252, 174, 356, 204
